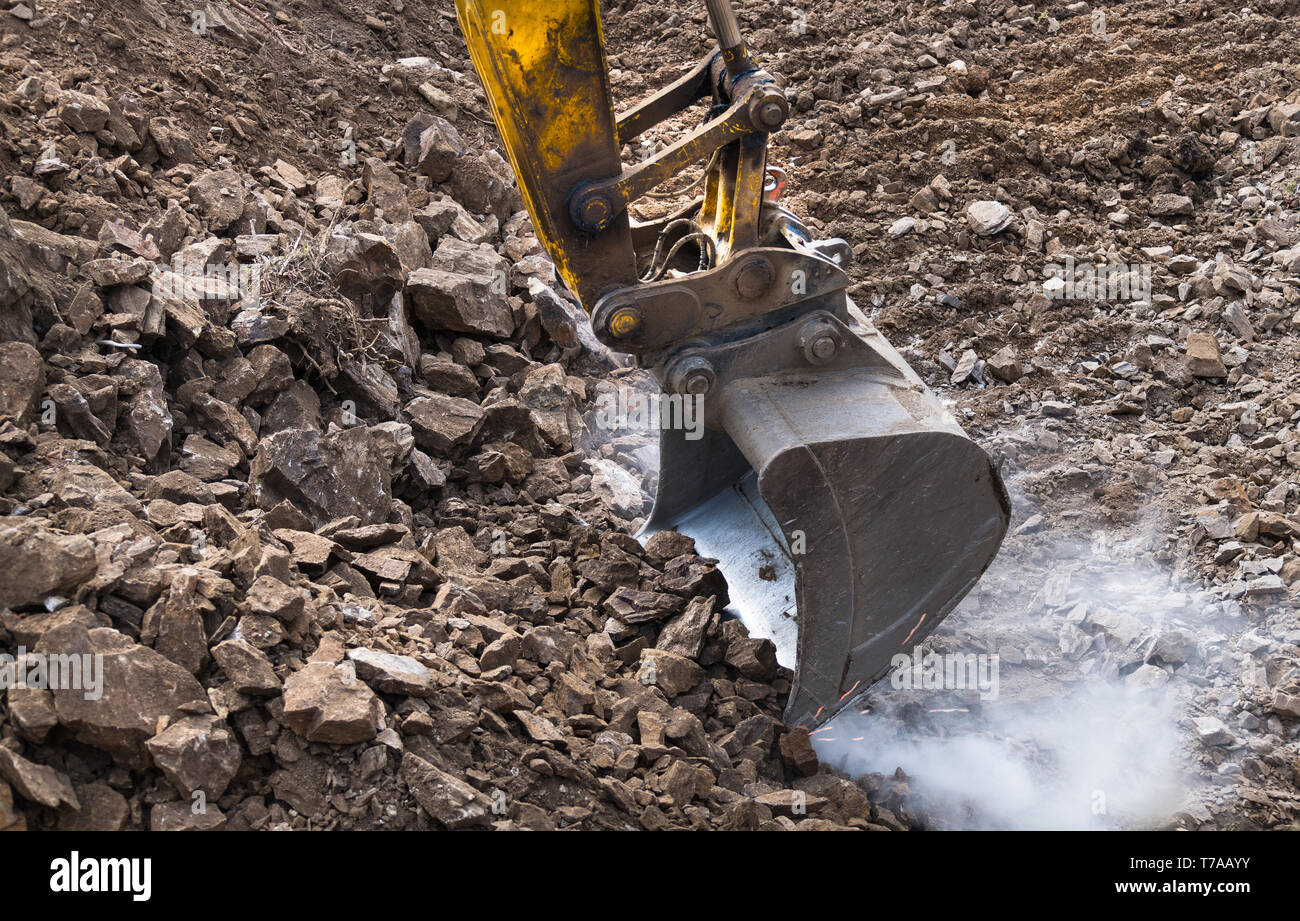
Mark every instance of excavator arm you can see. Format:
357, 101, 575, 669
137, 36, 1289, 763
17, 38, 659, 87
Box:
456, 0, 1010, 728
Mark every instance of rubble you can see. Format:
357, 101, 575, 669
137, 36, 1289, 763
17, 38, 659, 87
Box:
0, 0, 1295, 835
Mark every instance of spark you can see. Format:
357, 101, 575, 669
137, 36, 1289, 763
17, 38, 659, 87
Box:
903, 613, 927, 644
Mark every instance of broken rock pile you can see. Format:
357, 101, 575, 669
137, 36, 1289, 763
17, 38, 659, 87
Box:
0, 0, 909, 832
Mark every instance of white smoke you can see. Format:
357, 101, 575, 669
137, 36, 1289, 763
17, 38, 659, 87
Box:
813, 521, 1207, 830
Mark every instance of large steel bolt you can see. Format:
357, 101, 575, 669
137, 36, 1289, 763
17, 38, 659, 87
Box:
749, 88, 789, 132
570, 190, 613, 233
607, 306, 642, 340
808, 335, 838, 362
797, 318, 841, 365
733, 256, 774, 300
666, 356, 716, 396
759, 101, 786, 129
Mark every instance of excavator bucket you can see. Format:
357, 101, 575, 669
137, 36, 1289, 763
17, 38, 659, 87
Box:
644, 304, 1010, 728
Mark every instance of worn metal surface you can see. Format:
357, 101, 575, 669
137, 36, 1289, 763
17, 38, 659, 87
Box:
646, 304, 1010, 728
455, 0, 638, 308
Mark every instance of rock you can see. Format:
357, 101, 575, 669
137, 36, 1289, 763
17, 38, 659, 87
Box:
447, 149, 519, 219
346, 648, 437, 697
212, 638, 281, 696
512, 709, 566, 744
518, 363, 573, 451
262, 381, 322, 434
188, 169, 247, 233
986, 345, 1024, 382
9, 670, 59, 742
418, 353, 479, 398
142, 568, 209, 675
966, 200, 1013, 235
530, 280, 604, 353
144, 715, 242, 797
1268, 102, 1300, 137
479, 633, 521, 671
1222, 301, 1255, 342
656, 596, 716, 659
49, 463, 142, 515
725, 636, 779, 680
57, 90, 111, 133
37, 623, 209, 763
380, 219, 433, 273
322, 231, 405, 306
270, 158, 309, 193
363, 157, 412, 221
0, 780, 18, 830
1185, 332, 1227, 378
638, 649, 705, 697
84, 256, 151, 286
404, 114, 465, 181
520, 625, 578, 666
234, 614, 286, 649
281, 662, 383, 744
150, 800, 226, 831
1190, 715, 1232, 746
1245, 574, 1286, 596
644, 530, 696, 561
588, 458, 645, 517
191, 393, 257, 456
0, 341, 45, 424
754, 789, 828, 816
1150, 193, 1195, 218
250, 426, 394, 528
604, 587, 683, 624
0, 747, 79, 810
1271, 688, 1300, 719
407, 267, 514, 338
1125, 664, 1170, 690
57, 782, 129, 831
888, 216, 917, 238
100, 220, 161, 260
1148, 629, 1196, 665
950, 348, 979, 385
120, 360, 173, 463
181, 434, 242, 480
778, 728, 820, 777
400, 752, 492, 829
0, 519, 97, 610
245, 574, 305, 623
406, 393, 484, 456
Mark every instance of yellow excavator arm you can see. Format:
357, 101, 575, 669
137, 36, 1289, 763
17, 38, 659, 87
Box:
456, 0, 1010, 727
